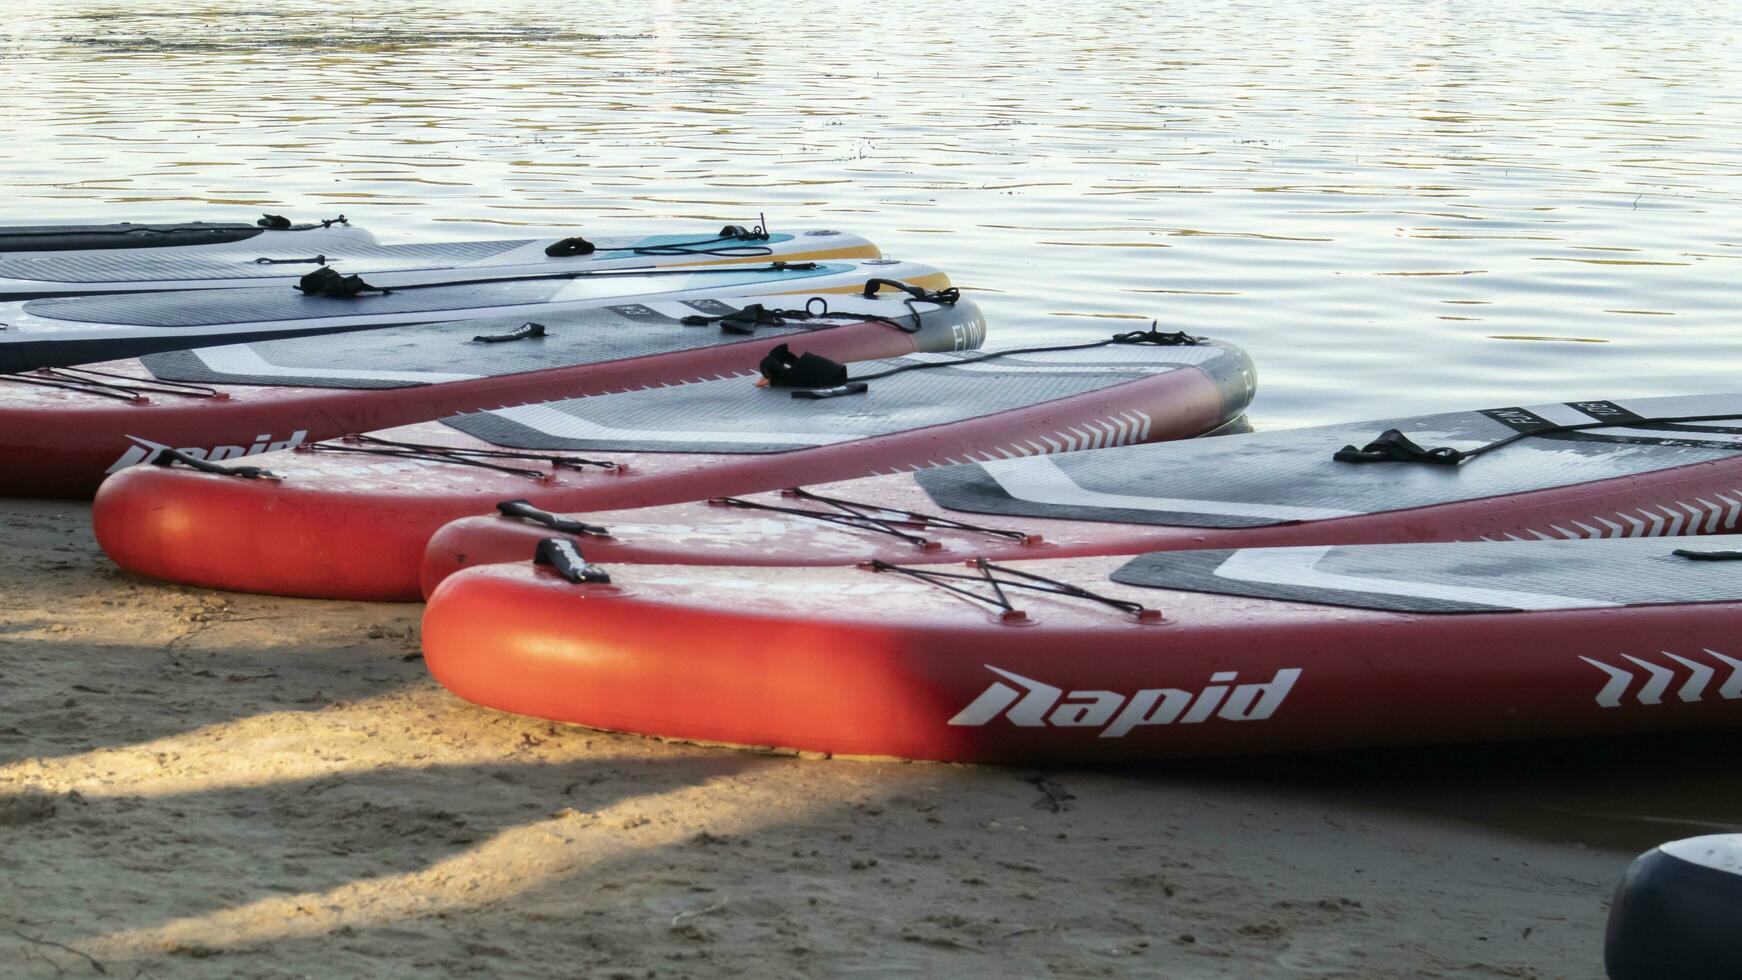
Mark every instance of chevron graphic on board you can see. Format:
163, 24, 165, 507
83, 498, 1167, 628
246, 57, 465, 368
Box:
1482, 490, 1742, 543
1579, 648, 1742, 707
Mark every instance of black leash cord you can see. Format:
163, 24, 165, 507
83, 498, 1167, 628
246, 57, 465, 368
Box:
711, 488, 1034, 551
850, 322, 1202, 384
864, 558, 1162, 623
303, 434, 617, 481
294, 260, 823, 296
0, 366, 220, 402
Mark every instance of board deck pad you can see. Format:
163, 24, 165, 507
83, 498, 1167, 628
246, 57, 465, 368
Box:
1110, 538, 1742, 614
0, 232, 801, 284
915, 394, 1742, 528
20, 261, 850, 328
442, 343, 1241, 455
0, 240, 519, 284
0, 222, 266, 252
137, 299, 774, 390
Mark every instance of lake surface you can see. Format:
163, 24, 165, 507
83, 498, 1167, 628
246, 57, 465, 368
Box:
3, 0, 1740, 427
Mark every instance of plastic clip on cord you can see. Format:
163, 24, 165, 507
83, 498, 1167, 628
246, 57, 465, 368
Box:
862, 557, 1163, 625
1334, 411, 1742, 466
473, 322, 546, 344
150, 447, 277, 480
534, 538, 613, 584
497, 499, 610, 537
296, 267, 391, 298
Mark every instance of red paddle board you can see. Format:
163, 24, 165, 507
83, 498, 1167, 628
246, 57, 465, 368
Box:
420, 393, 1742, 595
93, 335, 1256, 600
2, 289, 982, 498
421, 536, 1742, 762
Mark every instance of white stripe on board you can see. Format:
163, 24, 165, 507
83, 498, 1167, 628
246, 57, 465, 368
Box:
1210, 546, 1618, 611
977, 456, 1360, 522
192, 343, 478, 384
485, 403, 857, 447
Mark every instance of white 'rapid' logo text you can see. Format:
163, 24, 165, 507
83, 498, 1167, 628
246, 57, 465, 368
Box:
949, 665, 1302, 738
106, 431, 307, 473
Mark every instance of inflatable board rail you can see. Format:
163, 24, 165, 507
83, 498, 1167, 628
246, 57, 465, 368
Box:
1, 287, 985, 498
93, 333, 1256, 600
419, 393, 1742, 594
421, 537, 1742, 763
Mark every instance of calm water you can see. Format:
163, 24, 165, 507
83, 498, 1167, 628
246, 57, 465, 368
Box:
3, 1, 1740, 426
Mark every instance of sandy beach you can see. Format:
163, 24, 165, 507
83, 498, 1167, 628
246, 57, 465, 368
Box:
7, 496, 1733, 978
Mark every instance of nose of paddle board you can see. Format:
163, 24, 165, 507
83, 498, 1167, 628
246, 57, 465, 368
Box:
1606, 834, 1742, 979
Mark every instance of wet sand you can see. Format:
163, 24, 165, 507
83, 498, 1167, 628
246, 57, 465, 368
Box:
3, 497, 1734, 978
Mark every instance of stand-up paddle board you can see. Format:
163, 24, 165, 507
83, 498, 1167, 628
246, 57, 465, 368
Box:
0, 223, 874, 300
1607, 834, 1742, 980
1, 287, 986, 498
0, 258, 931, 372
420, 536, 1742, 763
419, 393, 1742, 595
0, 215, 373, 259
92, 330, 1256, 600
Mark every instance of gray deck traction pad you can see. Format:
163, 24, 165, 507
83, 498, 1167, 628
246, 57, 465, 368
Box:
1109, 537, 1742, 614
440, 344, 1234, 455
914, 394, 1742, 528
0, 222, 266, 253
19, 262, 843, 327
140, 299, 786, 389
0, 240, 522, 284
0, 231, 799, 283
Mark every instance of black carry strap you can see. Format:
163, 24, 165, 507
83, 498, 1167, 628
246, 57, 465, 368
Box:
716, 303, 786, 335
545, 236, 595, 257
758, 343, 849, 389
1335, 411, 1742, 466
473, 322, 546, 344
150, 448, 277, 480
290, 260, 819, 297
296, 267, 390, 298
534, 538, 613, 584
1334, 429, 1466, 465
498, 499, 609, 537
1674, 548, 1742, 562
